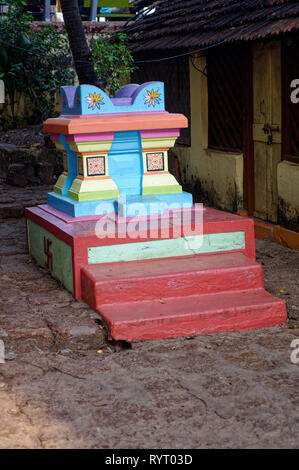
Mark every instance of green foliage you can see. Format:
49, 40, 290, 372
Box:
91, 32, 135, 96
0, 0, 74, 127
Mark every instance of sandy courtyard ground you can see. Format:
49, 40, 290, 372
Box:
0, 212, 298, 449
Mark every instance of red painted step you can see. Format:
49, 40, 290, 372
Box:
98, 289, 287, 341
81, 252, 264, 309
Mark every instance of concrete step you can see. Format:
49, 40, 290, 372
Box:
81, 252, 264, 309
97, 289, 287, 341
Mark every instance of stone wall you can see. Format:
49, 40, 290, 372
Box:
0, 143, 63, 185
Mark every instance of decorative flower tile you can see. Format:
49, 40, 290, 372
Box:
77, 156, 83, 176
146, 152, 164, 172
144, 89, 161, 108
87, 156, 105, 176
86, 92, 104, 111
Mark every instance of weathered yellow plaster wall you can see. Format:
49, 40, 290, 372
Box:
174, 56, 244, 212
0, 91, 62, 127
277, 161, 299, 232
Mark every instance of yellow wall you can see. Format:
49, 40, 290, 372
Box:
174, 56, 244, 212
0, 90, 62, 127
277, 161, 299, 231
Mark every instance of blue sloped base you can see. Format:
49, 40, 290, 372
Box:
118, 193, 193, 217
47, 192, 118, 217
48, 191, 193, 218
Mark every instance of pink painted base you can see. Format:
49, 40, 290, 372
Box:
99, 290, 286, 342
38, 203, 206, 225
25, 205, 287, 341
81, 253, 264, 308
38, 204, 111, 224
26, 205, 257, 301
81, 253, 287, 341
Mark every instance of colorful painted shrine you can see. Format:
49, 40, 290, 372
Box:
44, 82, 192, 217
25, 82, 287, 341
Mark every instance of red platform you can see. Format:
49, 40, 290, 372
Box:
25, 205, 287, 341
98, 290, 285, 341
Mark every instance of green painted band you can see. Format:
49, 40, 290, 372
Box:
143, 185, 182, 195
70, 140, 113, 146
142, 137, 176, 142
88, 231, 246, 264
68, 189, 119, 201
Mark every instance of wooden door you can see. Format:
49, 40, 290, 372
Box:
252, 42, 282, 223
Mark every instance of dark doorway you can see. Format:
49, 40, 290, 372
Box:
206, 45, 254, 215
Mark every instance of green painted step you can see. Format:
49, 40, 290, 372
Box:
88, 231, 245, 264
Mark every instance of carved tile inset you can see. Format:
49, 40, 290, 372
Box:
87, 156, 105, 176
146, 152, 164, 172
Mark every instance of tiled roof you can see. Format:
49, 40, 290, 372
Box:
126, 0, 299, 51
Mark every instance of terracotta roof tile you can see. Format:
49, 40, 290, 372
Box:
126, 0, 299, 50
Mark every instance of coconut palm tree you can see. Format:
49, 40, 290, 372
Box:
60, 0, 100, 86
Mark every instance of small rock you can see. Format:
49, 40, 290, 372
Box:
5, 351, 17, 361
0, 327, 8, 337
68, 326, 98, 337
60, 348, 71, 356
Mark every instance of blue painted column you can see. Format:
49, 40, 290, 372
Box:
108, 131, 144, 196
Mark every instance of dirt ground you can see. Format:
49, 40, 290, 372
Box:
0, 203, 299, 448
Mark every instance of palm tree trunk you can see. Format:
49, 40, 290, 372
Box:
60, 0, 100, 86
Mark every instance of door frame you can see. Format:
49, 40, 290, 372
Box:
242, 47, 255, 216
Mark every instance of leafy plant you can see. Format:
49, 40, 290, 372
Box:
0, 0, 74, 127
0, 35, 30, 124
22, 26, 74, 123
91, 32, 135, 96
